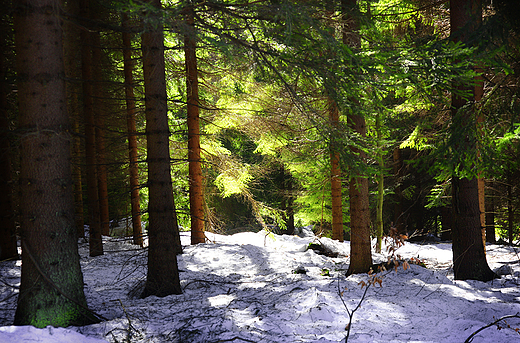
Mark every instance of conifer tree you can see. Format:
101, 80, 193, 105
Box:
141, 0, 182, 297
184, 3, 205, 245
450, 0, 495, 281
13, 0, 98, 326
122, 13, 144, 246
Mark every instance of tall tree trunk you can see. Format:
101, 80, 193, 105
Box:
375, 112, 384, 253
141, 0, 182, 298
0, 3, 18, 261
122, 13, 143, 247
80, 0, 103, 256
63, 0, 85, 239
343, 0, 372, 275
13, 0, 97, 326
184, 6, 205, 245
329, 100, 344, 242
91, 10, 110, 237
450, 0, 494, 281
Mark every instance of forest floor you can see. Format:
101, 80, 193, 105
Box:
1, 226, 520, 343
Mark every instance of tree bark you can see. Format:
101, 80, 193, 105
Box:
91, 8, 110, 237
184, 6, 205, 245
375, 112, 384, 253
343, 0, 372, 275
329, 100, 344, 242
450, 0, 494, 281
80, 0, 103, 256
63, 0, 85, 239
141, 0, 182, 297
13, 0, 97, 326
0, 1, 18, 261
122, 13, 143, 247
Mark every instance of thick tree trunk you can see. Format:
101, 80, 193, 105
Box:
347, 114, 373, 275
343, 0, 372, 275
122, 13, 143, 247
450, 0, 494, 281
80, 0, 103, 256
141, 0, 182, 297
329, 100, 344, 242
0, 3, 18, 261
13, 0, 97, 326
184, 7, 205, 245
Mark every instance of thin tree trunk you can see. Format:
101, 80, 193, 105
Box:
329, 100, 344, 242
184, 6, 205, 245
80, 0, 103, 256
0, 7, 18, 261
507, 178, 513, 245
91, 14, 110, 237
122, 13, 143, 247
141, 0, 182, 298
375, 112, 384, 253
63, 0, 85, 239
450, 0, 494, 281
343, 0, 372, 275
13, 0, 97, 326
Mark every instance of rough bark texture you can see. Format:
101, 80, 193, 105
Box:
343, 0, 372, 275
122, 13, 143, 247
184, 7, 205, 245
13, 0, 97, 326
329, 101, 344, 242
347, 114, 373, 275
450, 0, 494, 281
80, 0, 103, 256
0, 2, 18, 261
141, 0, 182, 297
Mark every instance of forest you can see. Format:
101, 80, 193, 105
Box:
0, 0, 520, 335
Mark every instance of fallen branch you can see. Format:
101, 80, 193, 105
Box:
464, 313, 520, 343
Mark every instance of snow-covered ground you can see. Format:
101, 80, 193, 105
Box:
1, 227, 520, 343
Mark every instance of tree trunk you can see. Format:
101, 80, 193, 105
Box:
450, 0, 494, 281
122, 13, 143, 247
507, 179, 513, 245
375, 112, 384, 253
63, 0, 85, 239
80, 0, 103, 256
184, 6, 205, 245
0, 2, 18, 261
13, 0, 97, 326
141, 0, 182, 297
91, 11, 110, 237
343, 0, 372, 275
347, 114, 373, 275
329, 100, 344, 242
